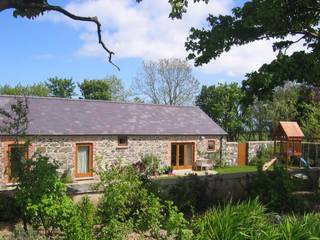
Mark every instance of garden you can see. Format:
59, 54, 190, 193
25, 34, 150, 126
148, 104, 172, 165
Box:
1, 147, 320, 240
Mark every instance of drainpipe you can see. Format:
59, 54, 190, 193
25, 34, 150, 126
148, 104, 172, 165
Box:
220, 136, 223, 160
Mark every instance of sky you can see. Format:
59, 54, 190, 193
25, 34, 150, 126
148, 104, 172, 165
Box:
0, 0, 286, 91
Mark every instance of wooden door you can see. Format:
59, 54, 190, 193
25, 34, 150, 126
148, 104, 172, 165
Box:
238, 143, 248, 166
171, 143, 194, 169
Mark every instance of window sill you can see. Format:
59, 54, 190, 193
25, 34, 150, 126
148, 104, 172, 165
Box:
207, 149, 217, 152
74, 176, 95, 181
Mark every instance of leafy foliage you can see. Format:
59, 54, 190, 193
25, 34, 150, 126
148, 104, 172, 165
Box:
0, 83, 49, 97
250, 144, 274, 165
301, 102, 320, 139
251, 165, 303, 213
196, 83, 245, 140
185, 0, 320, 101
78, 79, 112, 101
192, 199, 271, 240
97, 160, 191, 239
15, 154, 75, 236
45, 77, 76, 98
0, 193, 21, 222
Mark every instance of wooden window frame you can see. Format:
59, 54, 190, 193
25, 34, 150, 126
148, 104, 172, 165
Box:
207, 140, 216, 152
75, 143, 93, 179
118, 136, 128, 147
7, 144, 29, 182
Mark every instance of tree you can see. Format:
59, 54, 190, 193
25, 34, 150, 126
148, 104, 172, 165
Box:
78, 79, 112, 101
0, 83, 50, 97
106, 75, 128, 102
185, 0, 320, 101
132, 58, 200, 105
301, 103, 320, 139
45, 77, 76, 98
196, 83, 244, 141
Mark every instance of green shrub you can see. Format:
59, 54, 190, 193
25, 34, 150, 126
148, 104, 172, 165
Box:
192, 199, 271, 240
98, 160, 190, 239
251, 164, 303, 213
0, 193, 21, 222
1, 225, 49, 240
15, 154, 74, 236
63, 196, 96, 240
60, 169, 73, 183
250, 144, 274, 165
141, 154, 161, 177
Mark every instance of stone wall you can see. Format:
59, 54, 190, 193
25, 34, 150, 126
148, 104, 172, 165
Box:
0, 142, 3, 184
247, 141, 273, 163
223, 141, 238, 166
0, 135, 224, 183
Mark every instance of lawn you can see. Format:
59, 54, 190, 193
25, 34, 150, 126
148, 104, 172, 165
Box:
215, 165, 258, 174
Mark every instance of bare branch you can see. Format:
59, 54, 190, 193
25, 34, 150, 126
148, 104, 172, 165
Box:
0, 1, 120, 70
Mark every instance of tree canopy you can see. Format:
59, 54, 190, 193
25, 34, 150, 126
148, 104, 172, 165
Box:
196, 83, 245, 141
45, 77, 76, 98
132, 58, 199, 105
0, 83, 49, 97
78, 79, 112, 101
185, 0, 320, 100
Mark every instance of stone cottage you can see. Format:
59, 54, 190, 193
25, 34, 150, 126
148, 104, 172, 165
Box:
0, 95, 227, 183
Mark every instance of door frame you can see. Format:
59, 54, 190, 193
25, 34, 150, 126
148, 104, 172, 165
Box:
170, 142, 195, 170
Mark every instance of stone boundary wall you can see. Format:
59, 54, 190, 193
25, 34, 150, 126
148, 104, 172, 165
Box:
247, 141, 273, 163
222, 141, 274, 165
223, 141, 238, 166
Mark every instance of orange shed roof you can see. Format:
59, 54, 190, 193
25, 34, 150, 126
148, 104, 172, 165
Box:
278, 121, 304, 138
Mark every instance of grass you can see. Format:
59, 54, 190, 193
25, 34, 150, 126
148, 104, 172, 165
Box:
215, 165, 257, 174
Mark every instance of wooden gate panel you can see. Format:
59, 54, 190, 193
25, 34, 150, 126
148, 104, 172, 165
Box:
238, 143, 248, 166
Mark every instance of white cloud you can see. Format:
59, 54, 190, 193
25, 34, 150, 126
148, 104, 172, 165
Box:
46, 0, 234, 60
44, 0, 307, 78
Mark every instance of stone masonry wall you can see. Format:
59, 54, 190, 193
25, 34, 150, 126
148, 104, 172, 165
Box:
0, 135, 223, 183
0, 142, 3, 184
247, 141, 273, 163
223, 141, 238, 166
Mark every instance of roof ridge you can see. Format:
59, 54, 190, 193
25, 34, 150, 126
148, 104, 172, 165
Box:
0, 95, 197, 109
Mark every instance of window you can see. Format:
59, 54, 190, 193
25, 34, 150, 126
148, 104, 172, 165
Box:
75, 143, 93, 178
8, 144, 28, 181
118, 136, 128, 146
208, 140, 215, 151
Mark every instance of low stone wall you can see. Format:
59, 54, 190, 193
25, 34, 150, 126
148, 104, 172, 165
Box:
247, 141, 273, 163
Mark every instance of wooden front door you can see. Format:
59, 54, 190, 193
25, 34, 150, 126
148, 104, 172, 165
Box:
238, 143, 248, 166
171, 143, 194, 169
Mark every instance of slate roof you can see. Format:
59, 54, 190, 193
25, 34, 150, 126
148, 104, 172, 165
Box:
0, 95, 227, 136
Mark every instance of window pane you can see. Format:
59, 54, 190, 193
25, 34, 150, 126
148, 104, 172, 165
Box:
118, 136, 128, 145
9, 146, 26, 178
187, 144, 193, 165
179, 144, 184, 166
171, 144, 177, 166
78, 146, 90, 173
208, 140, 215, 150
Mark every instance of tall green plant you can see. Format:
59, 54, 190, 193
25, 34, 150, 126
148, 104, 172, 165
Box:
192, 199, 271, 240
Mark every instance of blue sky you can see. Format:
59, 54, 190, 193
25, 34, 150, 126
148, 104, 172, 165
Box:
0, 0, 277, 91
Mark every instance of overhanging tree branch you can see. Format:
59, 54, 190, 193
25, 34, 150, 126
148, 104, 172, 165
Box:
0, 0, 120, 70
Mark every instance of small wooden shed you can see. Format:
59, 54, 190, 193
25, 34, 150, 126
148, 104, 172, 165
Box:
274, 121, 304, 166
